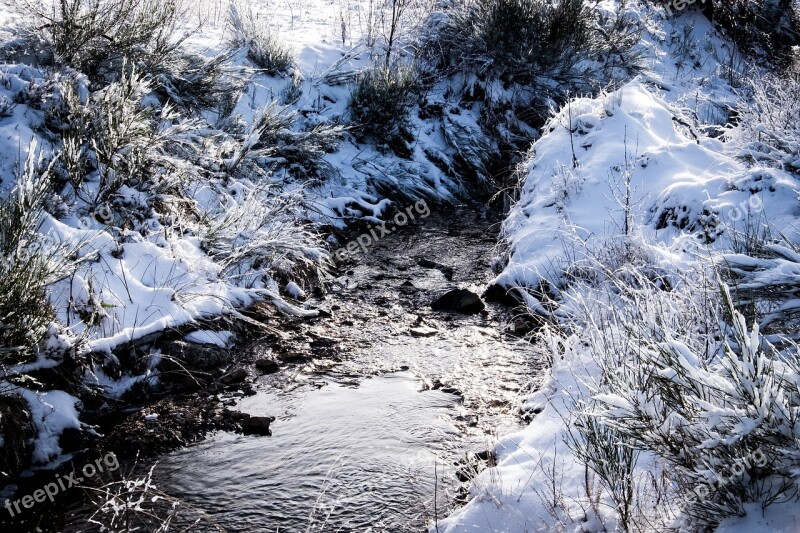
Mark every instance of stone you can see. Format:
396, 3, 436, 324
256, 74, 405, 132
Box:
255, 358, 280, 374
220, 368, 247, 384
241, 416, 275, 436
431, 288, 485, 314
164, 340, 232, 370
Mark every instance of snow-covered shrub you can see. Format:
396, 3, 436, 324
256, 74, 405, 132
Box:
721, 235, 800, 336
533, 239, 719, 530
564, 406, 639, 532
220, 102, 344, 181
227, 4, 295, 75
584, 281, 800, 529
349, 64, 418, 152
420, 0, 640, 91
47, 67, 181, 219
0, 148, 76, 366
727, 72, 800, 175
4, 0, 187, 82
151, 51, 246, 114
199, 185, 325, 292
704, 0, 799, 66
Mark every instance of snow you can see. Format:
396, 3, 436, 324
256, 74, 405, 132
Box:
716, 501, 800, 533
285, 281, 306, 299
184, 330, 235, 348
0, 0, 797, 529
441, 5, 800, 533
18, 389, 81, 467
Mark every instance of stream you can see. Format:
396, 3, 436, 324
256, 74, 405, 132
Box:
82, 202, 545, 532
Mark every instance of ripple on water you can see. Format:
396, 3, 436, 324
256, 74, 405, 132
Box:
155, 372, 461, 532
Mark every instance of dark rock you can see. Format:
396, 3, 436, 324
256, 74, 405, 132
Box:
431, 288, 485, 314
241, 416, 275, 436
456, 469, 471, 482
475, 450, 495, 462
220, 368, 247, 384
164, 340, 232, 370
255, 358, 280, 374
58, 427, 90, 455
483, 283, 520, 307
310, 336, 336, 348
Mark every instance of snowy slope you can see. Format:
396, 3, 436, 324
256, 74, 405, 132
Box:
440, 5, 800, 533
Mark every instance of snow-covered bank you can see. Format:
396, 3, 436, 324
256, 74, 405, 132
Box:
441, 5, 800, 532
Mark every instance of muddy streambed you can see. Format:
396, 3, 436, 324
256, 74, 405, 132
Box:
95, 203, 545, 531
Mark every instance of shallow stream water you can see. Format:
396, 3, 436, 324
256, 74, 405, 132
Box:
143, 203, 544, 531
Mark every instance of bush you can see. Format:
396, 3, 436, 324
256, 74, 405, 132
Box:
704, 0, 799, 66
727, 72, 800, 175
549, 239, 800, 529
44, 66, 208, 231
592, 285, 800, 528
420, 0, 639, 89
151, 51, 246, 114
219, 102, 344, 180
721, 234, 800, 336
0, 146, 75, 367
348, 64, 418, 150
227, 4, 295, 75
199, 185, 325, 290
524, 182, 800, 527
3, 0, 187, 82
48, 67, 160, 204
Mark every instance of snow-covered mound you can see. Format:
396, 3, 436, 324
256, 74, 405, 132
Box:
494, 79, 800, 308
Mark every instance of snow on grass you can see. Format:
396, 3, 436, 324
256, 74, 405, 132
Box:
446, 5, 800, 533
17, 389, 82, 466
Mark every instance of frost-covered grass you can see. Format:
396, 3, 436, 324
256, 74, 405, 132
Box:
0, 145, 79, 369
227, 3, 295, 75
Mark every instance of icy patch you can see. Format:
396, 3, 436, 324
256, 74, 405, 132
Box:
185, 330, 235, 348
